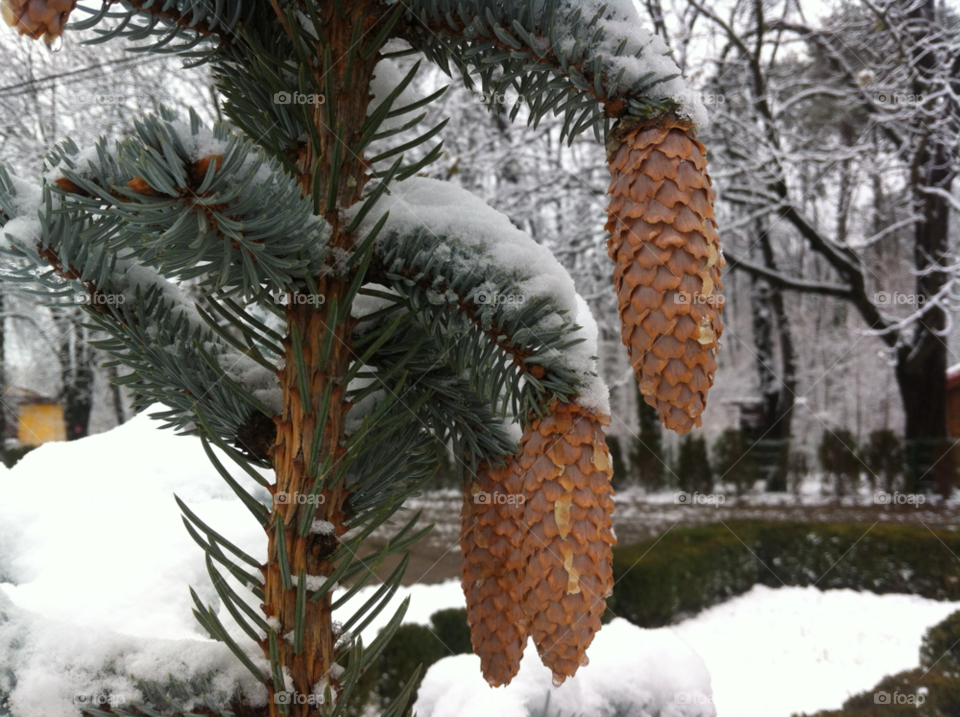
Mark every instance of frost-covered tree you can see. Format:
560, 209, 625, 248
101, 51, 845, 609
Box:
0, 0, 722, 714
684, 0, 960, 490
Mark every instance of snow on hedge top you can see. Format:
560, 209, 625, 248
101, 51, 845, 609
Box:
557, 0, 708, 128
348, 177, 610, 416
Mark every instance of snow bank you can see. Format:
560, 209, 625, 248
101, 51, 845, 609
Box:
3, 412, 956, 717
0, 410, 267, 639
414, 619, 716, 717
0, 591, 267, 717
0, 410, 271, 716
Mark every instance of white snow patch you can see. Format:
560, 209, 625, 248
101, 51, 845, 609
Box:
555, 0, 708, 127
0, 408, 272, 716
368, 58, 427, 133
311, 519, 335, 535
414, 619, 716, 717
671, 585, 960, 717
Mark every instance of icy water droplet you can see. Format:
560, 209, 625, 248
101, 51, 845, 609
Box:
45, 34, 63, 53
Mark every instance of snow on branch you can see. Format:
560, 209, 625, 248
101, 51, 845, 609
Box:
403, 0, 707, 141
349, 176, 610, 418
42, 109, 331, 300
0, 160, 281, 441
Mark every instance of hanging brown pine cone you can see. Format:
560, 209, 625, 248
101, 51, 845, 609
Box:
1, 0, 76, 44
460, 457, 529, 686
605, 116, 724, 435
519, 402, 616, 684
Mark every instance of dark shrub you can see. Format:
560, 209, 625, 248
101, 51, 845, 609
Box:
712, 428, 761, 495
675, 434, 712, 495
861, 429, 904, 492
818, 428, 861, 496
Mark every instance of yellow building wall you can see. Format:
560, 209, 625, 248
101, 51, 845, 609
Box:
17, 403, 66, 446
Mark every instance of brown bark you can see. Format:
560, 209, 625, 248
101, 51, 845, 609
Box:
261, 4, 384, 713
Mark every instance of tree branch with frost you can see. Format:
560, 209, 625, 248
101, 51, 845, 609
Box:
723, 250, 854, 298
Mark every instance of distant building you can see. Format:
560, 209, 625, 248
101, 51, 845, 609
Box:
3, 387, 66, 446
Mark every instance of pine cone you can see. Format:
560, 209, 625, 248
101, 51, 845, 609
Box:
460, 458, 529, 686
2, 0, 76, 44
606, 118, 725, 434
519, 403, 616, 684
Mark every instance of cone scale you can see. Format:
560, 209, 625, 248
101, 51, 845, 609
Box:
1, 0, 76, 44
605, 117, 725, 434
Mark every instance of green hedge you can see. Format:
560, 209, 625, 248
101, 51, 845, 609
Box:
609, 521, 960, 627
345, 608, 471, 716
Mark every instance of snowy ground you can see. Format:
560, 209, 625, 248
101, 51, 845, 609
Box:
1, 411, 956, 717
351, 581, 959, 717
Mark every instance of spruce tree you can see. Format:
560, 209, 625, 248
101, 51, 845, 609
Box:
0, 0, 721, 713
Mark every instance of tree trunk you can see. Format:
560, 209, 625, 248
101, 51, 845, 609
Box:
0, 289, 6, 450
51, 309, 95, 440
898, 0, 956, 496
897, 138, 952, 493
749, 226, 797, 491
262, 4, 381, 712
